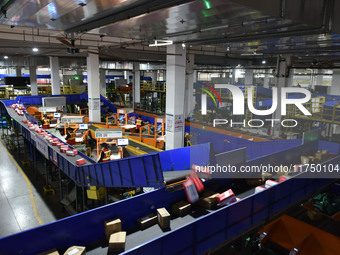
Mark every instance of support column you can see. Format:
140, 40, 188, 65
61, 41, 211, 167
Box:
185, 54, 195, 118
244, 69, 253, 85
287, 68, 294, 87
124, 70, 130, 83
264, 72, 270, 88
166, 44, 186, 150
133, 62, 141, 106
99, 69, 106, 95
232, 69, 237, 83
87, 51, 101, 122
50, 57, 60, 95
273, 55, 291, 137
315, 71, 323, 86
16, 66, 22, 77
29, 66, 38, 96
329, 69, 340, 95
151, 71, 158, 84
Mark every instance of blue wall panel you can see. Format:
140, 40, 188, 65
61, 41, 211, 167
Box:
318, 140, 340, 154
159, 143, 211, 172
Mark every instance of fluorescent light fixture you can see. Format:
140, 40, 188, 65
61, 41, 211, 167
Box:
32, 47, 39, 52
149, 40, 173, 47
4, 56, 8, 59
262, 60, 266, 64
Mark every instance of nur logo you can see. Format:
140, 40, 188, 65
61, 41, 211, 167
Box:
201, 84, 312, 117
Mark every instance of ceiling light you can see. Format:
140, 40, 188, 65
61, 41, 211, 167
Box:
149, 40, 173, 47
182, 43, 186, 48
32, 47, 39, 52
262, 60, 266, 64
4, 56, 8, 59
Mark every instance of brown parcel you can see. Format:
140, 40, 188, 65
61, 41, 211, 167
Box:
172, 201, 191, 217
63, 246, 86, 255
109, 231, 126, 253
105, 219, 122, 240
137, 213, 157, 230
315, 152, 325, 160
199, 193, 219, 209
301, 156, 315, 164
38, 248, 60, 255
157, 208, 170, 230
321, 149, 329, 155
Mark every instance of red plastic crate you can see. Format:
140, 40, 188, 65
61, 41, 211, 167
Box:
76, 158, 86, 165
183, 179, 199, 204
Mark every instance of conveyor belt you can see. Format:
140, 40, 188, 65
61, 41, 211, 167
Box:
6, 107, 93, 166
86, 205, 215, 255
128, 139, 159, 154
163, 170, 191, 184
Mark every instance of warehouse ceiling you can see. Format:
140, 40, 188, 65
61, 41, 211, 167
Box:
0, 0, 340, 68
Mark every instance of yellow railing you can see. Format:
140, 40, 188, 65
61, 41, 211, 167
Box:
141, 81, 166, 92
287, 96, 340, 124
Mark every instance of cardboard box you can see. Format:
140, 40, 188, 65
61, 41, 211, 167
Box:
157, 208, 170, 230
301, 156, 315, 164
38, 248, 60, 255
315, 151, 328, 161
265, 180, 279, 188
63, 246, 85, 255
315, 152, 323, 160
262, 172, 273, 181
109, 231, 126, 253
199, 192, 219, 209
137, 213, 157, 230
105, 219, 122, 240
172, 201, 191, 217
321, 149, 329, 155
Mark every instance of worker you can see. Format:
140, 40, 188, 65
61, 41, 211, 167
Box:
136, 115, 143, 130
98, 143, 111, 163
184, 133, 191, 147
42, 114, 50, 129
64, 127, 76, 146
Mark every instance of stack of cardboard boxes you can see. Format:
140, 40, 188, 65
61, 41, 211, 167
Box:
301, 150, 329, 165
105, 218, 126, 253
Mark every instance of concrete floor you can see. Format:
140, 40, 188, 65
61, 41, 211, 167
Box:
0, 139, 57, 238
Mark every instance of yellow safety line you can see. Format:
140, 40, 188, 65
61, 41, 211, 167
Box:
125, 145, 147, 155
126, 136, 163, 152
0, 140, 43, 225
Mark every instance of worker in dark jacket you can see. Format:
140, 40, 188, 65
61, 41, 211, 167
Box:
136, 115, 143, 130
64, 127, 76, 145
42, 114, 50, 129
98, 143, 111, 163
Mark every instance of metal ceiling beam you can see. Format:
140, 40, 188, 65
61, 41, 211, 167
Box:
183, 28, 325, 46
65, 0, 195, 34
228, 0, 332, 30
